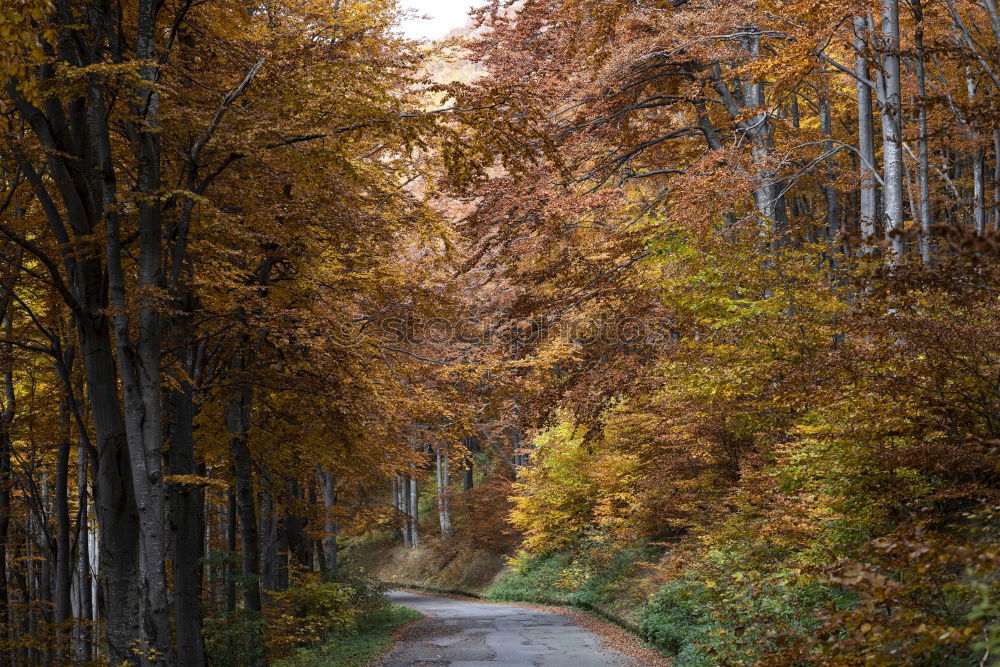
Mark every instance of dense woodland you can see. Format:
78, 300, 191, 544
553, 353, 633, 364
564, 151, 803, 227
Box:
0, 0, 998, 664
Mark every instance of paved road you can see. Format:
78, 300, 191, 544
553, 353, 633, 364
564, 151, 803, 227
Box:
374, 590, 637, 666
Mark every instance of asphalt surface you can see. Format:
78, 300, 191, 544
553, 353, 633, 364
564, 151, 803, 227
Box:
374, 590, 638, 666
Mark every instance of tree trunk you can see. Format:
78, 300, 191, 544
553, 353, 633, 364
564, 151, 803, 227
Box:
0, 316, 14, 665
226, 492, 238, 613
855, 15, 879, 240
743, 29, 789, 240
878, 0, 905, 257
228, 370, 262, 614
319, 470, 339, 577
168, 363, 206, 667
391, 477, 403, 540
436, 447, 452, 537
409, 466, 420, 549
54, 387, 73, 657
287, 482, 310, 571
79, 323, 142, 666
77, 435, 93, 663
259, 489, 278, 596
83, 19, 173, 656
463, 436, 479, 493
912, 0, 934, 262
820, 92, 840, 242
966, 74, 986, 234
401, 475, 412, 548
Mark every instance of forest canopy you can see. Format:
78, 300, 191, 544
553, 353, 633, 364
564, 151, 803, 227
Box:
0, 0, 998, 664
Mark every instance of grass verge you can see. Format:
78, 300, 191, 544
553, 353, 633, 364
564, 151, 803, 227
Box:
273, 604, 422, 667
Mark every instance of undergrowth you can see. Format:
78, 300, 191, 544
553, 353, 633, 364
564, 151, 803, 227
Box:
272, 605, 422, 667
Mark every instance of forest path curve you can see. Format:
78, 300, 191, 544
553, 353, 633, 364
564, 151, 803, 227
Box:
374, 590, 638, 666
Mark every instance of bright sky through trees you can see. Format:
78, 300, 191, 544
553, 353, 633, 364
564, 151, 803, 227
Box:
400, 0, 478, 40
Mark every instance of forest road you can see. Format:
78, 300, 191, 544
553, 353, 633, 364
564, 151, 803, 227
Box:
374, 590, 638, 666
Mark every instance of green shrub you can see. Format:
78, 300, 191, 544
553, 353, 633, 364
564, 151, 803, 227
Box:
340, 574, 389, 614
204, 608, 266, 666
266, 575, 360, 658
488, 551, 575, 604
274, 605, 421, 667
639, 581, 712, 662
639, 563, 852, 666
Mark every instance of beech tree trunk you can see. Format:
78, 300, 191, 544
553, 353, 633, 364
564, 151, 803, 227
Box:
54, 376, 73, 658
392, 477, 403, 540
319, 469, 339, 576
820, 92, 840, 241
228, 387, 262, 613
286, 481, 310, 570
168, 350, 206, 667
401, 475, 413, 548
0, 315, 13, 665
966, 74, 986, 234
913, 0, 934, 262
855, 15, 879, 240
436, 447, 452, 537
226, 492, 238, 612
878, 0, 905, 257
409, 465, 420, 548
76, 439, 93, 663
259, 489, 278, 595
79, 324, 142, 666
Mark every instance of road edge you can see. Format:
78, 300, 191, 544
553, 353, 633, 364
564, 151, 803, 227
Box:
385, 586, 671, 666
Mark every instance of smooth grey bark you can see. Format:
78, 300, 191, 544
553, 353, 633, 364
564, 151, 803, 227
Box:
820, 92, 840, 240
319, 469, 339, 576
392, 476, 403, 540
966, 74, 986, 234
227, 378, 265, 667
402, 476, 412, 547
227, 355, 263, 614
0, 315, 13, 664
168, 347, 206, 667
76, 437, 93, 663
54, 373, 73, 655
854, 16, 879, 240
79, 323, 142, 666
877, 0, 905, 257
436, 447, 452, 537
260, 489, 278, 595
72, 0, 174, 657
409, 465, 420, 549
393, 476, 402, 539
912, 0, 934, 262
226, 492, 238, 612
401, 475, 413, 548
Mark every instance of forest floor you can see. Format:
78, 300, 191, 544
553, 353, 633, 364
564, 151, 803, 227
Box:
274, 605, 423, 667
373, 590, 662, 666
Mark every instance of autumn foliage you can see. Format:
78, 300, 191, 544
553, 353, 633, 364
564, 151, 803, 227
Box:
1, 0, 1000, 664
